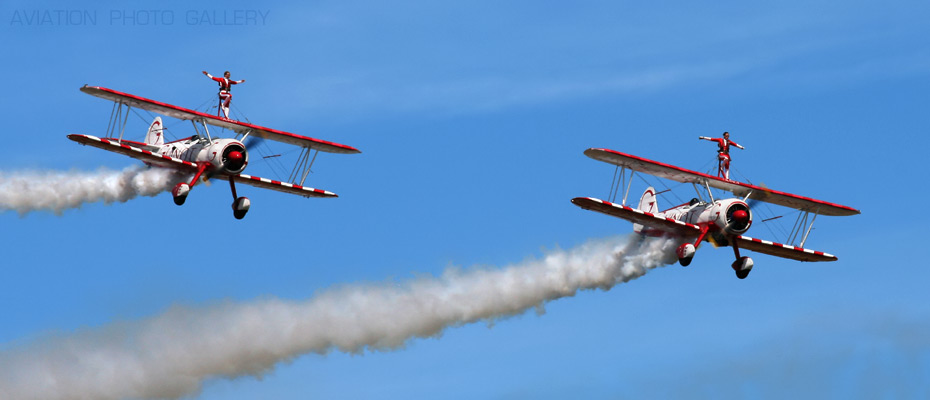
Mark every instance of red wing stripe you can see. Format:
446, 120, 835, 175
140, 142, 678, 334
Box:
70, 134, 196, 167
82, 86, 361, 154
577, 197, 701, 230
236, 174, 336, 197
585, 148, 860, 216
737, 235, 836, 258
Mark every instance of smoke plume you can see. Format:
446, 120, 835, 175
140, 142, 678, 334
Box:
0, 166, 188, 215
0, 235, 678, 400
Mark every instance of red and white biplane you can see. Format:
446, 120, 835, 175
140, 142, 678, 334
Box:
572, 148, 859, 279
68, 85, 360, 219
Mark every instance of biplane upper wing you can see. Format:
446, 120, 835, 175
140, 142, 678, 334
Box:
571, 197, 702, 237
80, 85, 360, 154
231, 174, 338, 198
67, 134, 199, 172
733, 235, 837, 262
584, 148, 860, 216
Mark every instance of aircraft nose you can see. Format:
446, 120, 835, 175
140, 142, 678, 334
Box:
226, 150, 244, 170
732, 209, 749, 225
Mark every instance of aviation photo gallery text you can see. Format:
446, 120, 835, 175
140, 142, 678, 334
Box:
9, 9, 270, 26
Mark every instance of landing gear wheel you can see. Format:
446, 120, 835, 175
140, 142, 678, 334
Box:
676, 243, 695, 267
731, 256, 754, 280
172, 183, 190, 206
232, 196, 251, 220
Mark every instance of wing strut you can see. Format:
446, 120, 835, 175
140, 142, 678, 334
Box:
608, 166, 635, 205
800, 211, 819, 247
288, 146, 320, 186
689, 179, 716, 203
608, 166, 620, 201
785, 206, 821, 248
702, 179, 715, 203
691, 183, 705, 202
105, 100, 132, 144
621, 168, 634, 205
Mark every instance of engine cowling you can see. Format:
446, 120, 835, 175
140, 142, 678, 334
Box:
714, 199, 752, 235
207, 140, 248, 174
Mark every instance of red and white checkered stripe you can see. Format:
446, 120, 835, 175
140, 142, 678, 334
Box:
236, 174, 336, 197
736, 235, 834, 258
70, 134, 197, 168
579, 197, 701, 230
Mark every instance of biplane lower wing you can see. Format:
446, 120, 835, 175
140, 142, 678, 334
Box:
231, 174, 337, 198
734, 235, 837, 262
67, 134, 199, 172
69, 134, 336, 198
584, 148, 860, 217
573, 197, 837, 262
80, 86, 360, 154
571, 197, 701, 236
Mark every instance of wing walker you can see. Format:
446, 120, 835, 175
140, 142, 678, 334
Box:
572, 147, 859, 279
68, 85, 360, 219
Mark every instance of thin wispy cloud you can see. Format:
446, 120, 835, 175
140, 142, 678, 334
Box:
630, 311, 930, 399
236, 1, 924, 121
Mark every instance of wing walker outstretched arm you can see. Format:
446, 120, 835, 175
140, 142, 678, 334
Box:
699, 132, 744, 181
202, 70, 245, 119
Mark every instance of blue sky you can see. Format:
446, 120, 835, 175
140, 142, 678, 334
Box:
1, 0, 928, 399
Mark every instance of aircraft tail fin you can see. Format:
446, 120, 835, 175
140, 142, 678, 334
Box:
633, 187, 658, 233
145, 117, 164, 146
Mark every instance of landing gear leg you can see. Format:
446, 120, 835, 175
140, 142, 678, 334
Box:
172, 162, 209, 206
730, 240, 754, 279
229, 177, 250, 220
677, 225, 711, 267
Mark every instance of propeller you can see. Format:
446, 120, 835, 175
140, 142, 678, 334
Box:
724, 201, 752, 234
222, 144, 248, 172
745, 182, 787, 223
243, 135, 265, 150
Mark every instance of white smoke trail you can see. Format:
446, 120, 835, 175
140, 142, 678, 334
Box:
0, 235, 678, 400
0, 166, 188, 215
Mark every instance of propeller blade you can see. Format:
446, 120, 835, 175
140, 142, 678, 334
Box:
243, 136, 265, 150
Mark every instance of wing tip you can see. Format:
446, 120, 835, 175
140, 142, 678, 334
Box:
570, 196, 598, 208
